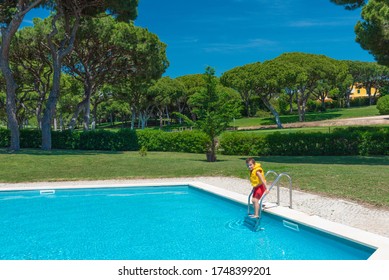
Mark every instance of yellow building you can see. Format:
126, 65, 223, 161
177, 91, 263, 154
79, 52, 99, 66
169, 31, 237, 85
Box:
350, 84, 379, 99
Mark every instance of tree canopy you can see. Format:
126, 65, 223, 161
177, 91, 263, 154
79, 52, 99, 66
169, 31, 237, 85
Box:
330, 0, 366, 10
332, 0, 389, 67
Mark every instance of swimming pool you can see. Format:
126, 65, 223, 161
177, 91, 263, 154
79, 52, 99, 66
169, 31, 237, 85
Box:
0, 183, 387, 260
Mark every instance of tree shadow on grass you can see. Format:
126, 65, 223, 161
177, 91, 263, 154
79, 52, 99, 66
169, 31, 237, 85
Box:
240, 156, 389, 166
261, 113, 343, 125
0, 148, 125, 156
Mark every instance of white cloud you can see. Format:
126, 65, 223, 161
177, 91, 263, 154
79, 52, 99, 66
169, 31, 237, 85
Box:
288, 17, 356, 28
22, 20, 34, 25
203, 38, 277, 53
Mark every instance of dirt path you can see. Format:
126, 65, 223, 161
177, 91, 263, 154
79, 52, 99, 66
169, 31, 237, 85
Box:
238, 115, 389, 130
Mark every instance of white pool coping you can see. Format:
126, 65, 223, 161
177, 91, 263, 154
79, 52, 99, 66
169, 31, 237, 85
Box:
2, 181, 389, 260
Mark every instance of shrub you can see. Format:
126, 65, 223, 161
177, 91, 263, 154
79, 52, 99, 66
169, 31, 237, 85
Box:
114, 129, 139, 151
78, 130, 114, 150
357, 129, 389, 156
52, 130, 80, 149
20, 130, 41, 148
376, 95, 389, 115
219, 127, 389, 156
0, 128, 10, 148
136, 130, 208, 153
219, 132, 268, 155
1, 126, 387, 156
349, 97, 371, 107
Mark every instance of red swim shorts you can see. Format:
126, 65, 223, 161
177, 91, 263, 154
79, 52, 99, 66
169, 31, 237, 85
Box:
252, 184, 266, 199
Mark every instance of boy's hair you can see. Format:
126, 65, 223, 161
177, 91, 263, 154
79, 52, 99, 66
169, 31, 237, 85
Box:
246, 157, 256, 164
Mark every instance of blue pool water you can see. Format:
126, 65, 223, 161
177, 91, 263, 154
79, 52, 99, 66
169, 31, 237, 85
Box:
0, 186, 375, 260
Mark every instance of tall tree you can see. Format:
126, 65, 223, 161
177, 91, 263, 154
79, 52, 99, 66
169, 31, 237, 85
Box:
1, 0, 44, 150
356, 62, 389, 105
220, 65, 255, 117
332, 0, 389, 66
148, 77, 185, 128
225, 62, 286, 128
113, 26, 168, 130
312, 59, 349, 110
63, 16, 143, 131
188, 67, 241, 162
272, 53, 339, 122
1, 0, 139, 150
355, 0, 389, 66
176, 74, 206, 121
41, 0, 139, 150
9, 18, 52, 128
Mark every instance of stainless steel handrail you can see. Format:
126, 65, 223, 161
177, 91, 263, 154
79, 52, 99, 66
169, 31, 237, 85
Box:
258, 173, 293, 219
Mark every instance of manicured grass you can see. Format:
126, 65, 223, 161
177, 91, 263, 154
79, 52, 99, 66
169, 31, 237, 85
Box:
232, 126, 340, 135
1, 149, 388, 208
230, 124, 389, 136
233, 106, 380, 127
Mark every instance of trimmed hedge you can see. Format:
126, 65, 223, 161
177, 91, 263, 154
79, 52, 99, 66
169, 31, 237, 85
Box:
1, 127, 388, 156
136, 130, 208, 153
0, 128, 10, 147
52, 130, 80, 149
219, 127, 389, 156
20, 129, 41, 148
78, 129, 139, 151
0, 128, 208, 153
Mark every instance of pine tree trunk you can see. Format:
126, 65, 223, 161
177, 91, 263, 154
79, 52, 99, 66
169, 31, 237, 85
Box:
1, 19, 21, 151
41, 63, 61, 150
261, 96, 283, 129
41, 12, 80, 150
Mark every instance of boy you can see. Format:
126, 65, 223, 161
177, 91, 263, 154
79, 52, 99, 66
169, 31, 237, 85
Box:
246, 157, 268, 218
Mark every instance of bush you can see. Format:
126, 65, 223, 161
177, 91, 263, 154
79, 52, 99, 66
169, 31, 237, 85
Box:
219, 127, 389, 156
78, 130, 107, 150
137, 130, 208, 153
349, 97, 371, 107
219, 132, 268, 155
20, 130, 41, 148
52, 130, 80, 149
2, 127, 387, 156
357, 129, 389, 156
0, 128, 10, 148
376, 95, 389, 115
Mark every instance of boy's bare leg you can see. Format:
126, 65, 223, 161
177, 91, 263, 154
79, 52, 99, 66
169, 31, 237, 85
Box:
252, 197, 259, 218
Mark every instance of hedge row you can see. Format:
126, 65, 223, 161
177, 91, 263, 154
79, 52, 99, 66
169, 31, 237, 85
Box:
0, 128, 208, 153
1, 127, 388, 156
219, 127, 389, 156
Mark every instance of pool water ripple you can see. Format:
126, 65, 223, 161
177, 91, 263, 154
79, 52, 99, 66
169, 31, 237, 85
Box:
224, 218, 248, 231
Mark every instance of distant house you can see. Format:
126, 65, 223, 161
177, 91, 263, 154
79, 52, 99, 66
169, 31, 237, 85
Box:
350, 84, 379, 99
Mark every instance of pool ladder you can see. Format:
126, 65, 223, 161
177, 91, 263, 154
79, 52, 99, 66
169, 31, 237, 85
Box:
244, 170, 293, 231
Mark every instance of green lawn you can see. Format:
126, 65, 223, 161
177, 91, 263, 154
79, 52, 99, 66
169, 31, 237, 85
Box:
1, 149, 388, 208
233, 106, 380, 127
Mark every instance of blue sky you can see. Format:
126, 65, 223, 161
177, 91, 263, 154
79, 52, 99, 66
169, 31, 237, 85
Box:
24, 0, 374, 78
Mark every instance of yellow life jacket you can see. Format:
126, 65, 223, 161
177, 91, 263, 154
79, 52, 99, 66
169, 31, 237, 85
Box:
250, 163, 266, 187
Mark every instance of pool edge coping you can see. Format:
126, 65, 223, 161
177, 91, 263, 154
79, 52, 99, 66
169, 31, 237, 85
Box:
1, 180, 389, 260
